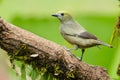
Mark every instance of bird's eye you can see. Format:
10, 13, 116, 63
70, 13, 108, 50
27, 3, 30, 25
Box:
61, 13, 64, 16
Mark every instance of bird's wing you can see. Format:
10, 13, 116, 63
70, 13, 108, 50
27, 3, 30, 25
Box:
78, 31, 97, 40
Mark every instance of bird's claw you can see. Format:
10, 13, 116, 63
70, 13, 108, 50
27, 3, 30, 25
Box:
63, 46, 71, 51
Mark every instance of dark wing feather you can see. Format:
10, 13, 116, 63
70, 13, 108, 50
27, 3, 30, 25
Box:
78, 32, 97, 40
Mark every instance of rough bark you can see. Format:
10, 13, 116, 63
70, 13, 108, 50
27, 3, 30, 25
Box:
0, 18, 110, 80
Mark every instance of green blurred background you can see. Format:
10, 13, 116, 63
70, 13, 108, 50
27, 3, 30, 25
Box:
0, 0, 119, 80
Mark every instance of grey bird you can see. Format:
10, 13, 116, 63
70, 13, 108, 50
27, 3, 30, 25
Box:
52, 11, 113, 61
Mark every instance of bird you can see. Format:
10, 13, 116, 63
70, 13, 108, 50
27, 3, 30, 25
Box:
52, 11, 113, 61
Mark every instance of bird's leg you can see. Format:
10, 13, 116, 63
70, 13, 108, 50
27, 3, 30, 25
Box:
70, 45, 78, 50
80, 49, 85, 61
97, 45, 101, 49
64, 45, 78, 51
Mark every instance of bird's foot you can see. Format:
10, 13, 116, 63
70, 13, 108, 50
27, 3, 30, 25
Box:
63, 46, 71, 51
97, 45, 101, 49
76, 57, 82, 61
79, 58, 82, 61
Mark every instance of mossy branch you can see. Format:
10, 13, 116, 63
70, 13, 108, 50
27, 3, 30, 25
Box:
0, 18, 110, 80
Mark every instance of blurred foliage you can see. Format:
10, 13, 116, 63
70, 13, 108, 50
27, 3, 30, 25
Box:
117, 64, 120, 76
0, 0, 2, 3
0, 0, 119, 80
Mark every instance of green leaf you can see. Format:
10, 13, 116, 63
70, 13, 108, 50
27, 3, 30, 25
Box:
21, 64, 26, 80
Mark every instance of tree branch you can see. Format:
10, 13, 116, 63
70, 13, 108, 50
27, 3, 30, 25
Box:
0, 18, 110, 80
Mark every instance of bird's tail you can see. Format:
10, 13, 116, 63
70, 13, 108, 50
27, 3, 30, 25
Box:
98, 40, 113, 48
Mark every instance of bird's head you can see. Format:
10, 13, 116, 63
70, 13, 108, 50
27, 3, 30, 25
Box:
52, 11, 73, 23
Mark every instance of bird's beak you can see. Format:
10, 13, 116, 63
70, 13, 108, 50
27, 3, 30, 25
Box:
51, 13, 58, 17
